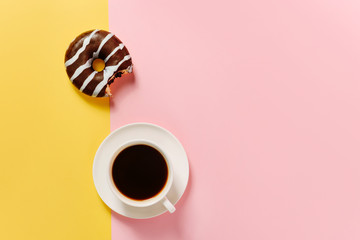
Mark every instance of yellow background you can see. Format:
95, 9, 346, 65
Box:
0, 0, 110, 239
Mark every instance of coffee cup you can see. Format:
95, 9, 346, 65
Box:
107, 139, 175, 213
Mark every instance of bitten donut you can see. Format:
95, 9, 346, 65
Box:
64, 29, 133, 97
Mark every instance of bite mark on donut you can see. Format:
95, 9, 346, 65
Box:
105, 85, 112, 97
105, 69, 132, 96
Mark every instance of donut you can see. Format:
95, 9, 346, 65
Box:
64, 29, 133, 97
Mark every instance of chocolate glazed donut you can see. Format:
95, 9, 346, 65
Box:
65, 29, 133, 97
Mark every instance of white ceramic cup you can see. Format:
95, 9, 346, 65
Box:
107, 139, 175, 213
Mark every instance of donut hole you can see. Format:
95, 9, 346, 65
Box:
92, 58, 105, 72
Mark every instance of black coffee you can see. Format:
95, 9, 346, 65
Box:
111, 144, 168, 200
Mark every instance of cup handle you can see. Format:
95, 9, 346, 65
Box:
162, 197, 176, 213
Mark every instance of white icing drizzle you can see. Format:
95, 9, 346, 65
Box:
104, 43, 124, 63
65, 29, 99, 67
69, 33, 113, 82
79, 71, 98, 92
70, 58, 92, 82
93, 33, 113, 58
92, 55, 131, 97
126, 65, 133, 73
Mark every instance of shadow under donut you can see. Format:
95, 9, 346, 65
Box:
109, 69, 136, 107
70, 81, 110, 108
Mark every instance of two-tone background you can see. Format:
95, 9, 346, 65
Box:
1, 0, 360, 239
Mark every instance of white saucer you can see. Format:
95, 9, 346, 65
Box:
93, 122, 189, 219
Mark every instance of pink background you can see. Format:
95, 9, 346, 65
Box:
109, 0, 360, 239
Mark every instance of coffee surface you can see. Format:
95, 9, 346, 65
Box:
112, 144, 168, 200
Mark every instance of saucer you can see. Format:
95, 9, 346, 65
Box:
93, 122, 189, 219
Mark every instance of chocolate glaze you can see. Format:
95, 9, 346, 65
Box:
64, 30, 133, 97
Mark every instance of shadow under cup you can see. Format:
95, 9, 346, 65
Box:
108, 140, 174, 210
